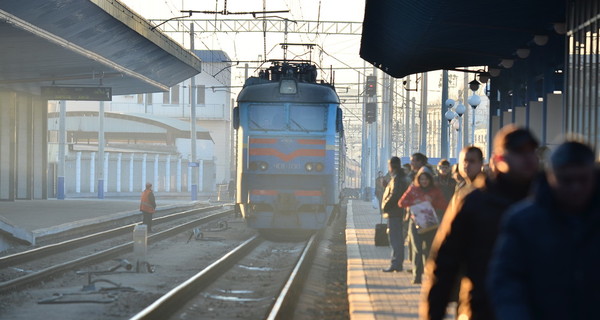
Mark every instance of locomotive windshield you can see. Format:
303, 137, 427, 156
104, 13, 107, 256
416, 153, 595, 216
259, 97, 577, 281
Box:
248, 105, 287, 131
289, 104, 327, 132
248, 104, 327, 132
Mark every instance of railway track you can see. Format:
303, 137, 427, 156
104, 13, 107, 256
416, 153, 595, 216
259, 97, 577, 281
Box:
0, 205, 233, 294
130, 232, 322, 320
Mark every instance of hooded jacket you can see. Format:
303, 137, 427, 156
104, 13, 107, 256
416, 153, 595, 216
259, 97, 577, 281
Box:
420, 173, 532, 320
488, 172, 600, 320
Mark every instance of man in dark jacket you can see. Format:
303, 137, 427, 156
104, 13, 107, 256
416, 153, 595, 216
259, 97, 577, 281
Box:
420, 125, 539, 320
488, 141, 600, 320
436, 159, 457, 202
381, 156, 408, 272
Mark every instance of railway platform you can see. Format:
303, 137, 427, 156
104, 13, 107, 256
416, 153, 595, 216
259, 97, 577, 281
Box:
0, 198, 207, 248
347, 199, 447, 320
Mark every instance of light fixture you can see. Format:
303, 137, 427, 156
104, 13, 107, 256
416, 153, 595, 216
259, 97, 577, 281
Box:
488, 68, 501, 77
279, 79, 297, 94
468, 95, 481, 109
445, 110, 457, 123
553, 23, 567, 35
533, 35, 549, 46
469, 79, 480, 91
455, 103, 466, 117
445, 99, 456, 108
516, 48, 531, 59
500, 59, 514, 69
478, 72, 490, 83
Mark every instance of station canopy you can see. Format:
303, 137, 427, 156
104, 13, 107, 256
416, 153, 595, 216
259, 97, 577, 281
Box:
360, 0, 566, 78
0, 0, 202, 95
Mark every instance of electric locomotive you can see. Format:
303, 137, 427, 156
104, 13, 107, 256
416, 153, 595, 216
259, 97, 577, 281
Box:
233, 61, 345, 233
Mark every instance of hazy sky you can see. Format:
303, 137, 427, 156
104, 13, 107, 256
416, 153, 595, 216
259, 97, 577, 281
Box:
121, 0, 367, 76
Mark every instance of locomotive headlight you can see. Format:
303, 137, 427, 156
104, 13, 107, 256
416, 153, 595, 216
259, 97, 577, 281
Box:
305, 162, 314, 172
259, 162, 269, 171
279, 79, 297, 94
315, 162, 324, 172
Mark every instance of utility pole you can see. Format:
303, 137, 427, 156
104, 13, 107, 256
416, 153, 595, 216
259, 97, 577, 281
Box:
441, 70, 449, 158
190, 22, 198, 201
370, 67, 378, 188
403, 75, 411, 158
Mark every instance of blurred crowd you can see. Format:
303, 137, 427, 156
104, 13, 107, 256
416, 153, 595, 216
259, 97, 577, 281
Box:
375, 124, 600, 320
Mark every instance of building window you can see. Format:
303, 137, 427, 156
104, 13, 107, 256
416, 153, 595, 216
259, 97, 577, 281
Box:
163, 92, 170, 104
137, 94, 143, 104
146, 93, 153, 105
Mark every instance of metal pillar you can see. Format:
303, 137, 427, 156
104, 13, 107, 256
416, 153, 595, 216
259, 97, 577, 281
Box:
441, 70, 449, 159
370, 67, 378, 186
360, 70, 367, 191
97, 101, 105, 199
419, 73, 428, 154
190, 23, 198, 201
380, 74, 392, 170
463, 72, 470, 146
404, 76, 411, 158
57, 100, 66, 199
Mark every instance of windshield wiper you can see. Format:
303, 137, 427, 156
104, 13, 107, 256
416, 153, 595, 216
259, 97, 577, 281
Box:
250, 119, 269, 132
290, 118, 310, 133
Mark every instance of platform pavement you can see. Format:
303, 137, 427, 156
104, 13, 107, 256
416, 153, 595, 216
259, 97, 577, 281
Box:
0, 198, 206, 245
346, 199, 456, 320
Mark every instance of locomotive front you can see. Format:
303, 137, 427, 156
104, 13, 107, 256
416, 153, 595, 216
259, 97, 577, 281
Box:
234, 62, 344, 232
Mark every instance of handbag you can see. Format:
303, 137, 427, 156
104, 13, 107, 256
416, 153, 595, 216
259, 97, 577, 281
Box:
374, 215, 389, 246
409, 201, 439, 234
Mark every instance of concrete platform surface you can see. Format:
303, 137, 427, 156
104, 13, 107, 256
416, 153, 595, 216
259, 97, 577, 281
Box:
346, 200, 456, 320
0, 198, 203, 245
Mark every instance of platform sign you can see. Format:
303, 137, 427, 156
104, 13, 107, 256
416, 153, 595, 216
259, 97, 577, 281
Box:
41, 86, 112, 101
188, 162, 199, 167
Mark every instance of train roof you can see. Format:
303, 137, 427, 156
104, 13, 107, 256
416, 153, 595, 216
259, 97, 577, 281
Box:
237, 81, 340, 104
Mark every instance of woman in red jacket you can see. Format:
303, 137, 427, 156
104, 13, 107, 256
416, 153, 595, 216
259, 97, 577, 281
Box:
399, 167, 448, 284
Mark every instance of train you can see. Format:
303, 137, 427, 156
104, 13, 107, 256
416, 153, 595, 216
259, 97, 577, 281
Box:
233, 60, 345, 234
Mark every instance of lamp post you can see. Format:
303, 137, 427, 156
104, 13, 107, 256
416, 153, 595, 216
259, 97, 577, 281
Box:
455, 102, 466, 156
467, 95, 481, 146
444, 109, 457, 159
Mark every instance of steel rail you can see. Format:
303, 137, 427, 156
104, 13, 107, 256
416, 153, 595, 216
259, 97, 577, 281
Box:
0, 208, 233, 294
265, 232, 321, 320
129, 235, 262, 320
0, 205, 224, 269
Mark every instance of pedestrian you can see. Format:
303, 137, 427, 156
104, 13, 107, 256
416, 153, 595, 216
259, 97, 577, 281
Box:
488, 141, 600, 320
420, 125, 539, 320
381, 157, 409, 272
228, 179, 236, 201
409, 152, 428, 183
140, 182, 156, 233
435, 159, 456, 202
399, 167, 448, 284
452, 146, 485, 209
403, 163, 412, 176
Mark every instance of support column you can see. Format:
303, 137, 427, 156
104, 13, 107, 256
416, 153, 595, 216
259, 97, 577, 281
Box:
190, 22, 198, 201
165, 155, 171, 192
154, 154, 159, 192
404, 75, 411, 157
90, 152, 95, 193
57, 100, 66, 199
103, 152, 109, 194
76, 152, 82, 193
0, 91, 16, 201
97, 101, 105, 199
116, 153, 122, 193
198, 159, 204, 193
129, 153, 134, 192
142, 153, 147, 191
177, 157, 182, 192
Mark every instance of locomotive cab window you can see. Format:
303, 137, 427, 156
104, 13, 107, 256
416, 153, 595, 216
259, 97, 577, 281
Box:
289, 104, 327, 132
248, 104, 286, 131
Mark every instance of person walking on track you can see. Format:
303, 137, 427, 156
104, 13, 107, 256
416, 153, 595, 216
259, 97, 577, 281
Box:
140, 182, 156, 233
